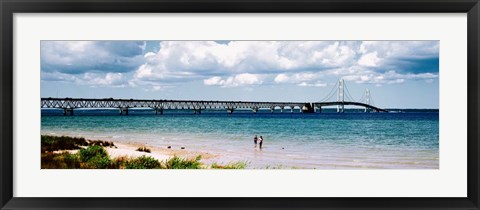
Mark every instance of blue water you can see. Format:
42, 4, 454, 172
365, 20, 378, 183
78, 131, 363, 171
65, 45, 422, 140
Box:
41, 109, 439, 169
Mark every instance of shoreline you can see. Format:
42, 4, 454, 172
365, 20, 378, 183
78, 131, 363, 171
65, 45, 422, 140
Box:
107, 141, 220, 162
41, 133, 439, 169
45, 134, 220, 164
41, 135, 249, 169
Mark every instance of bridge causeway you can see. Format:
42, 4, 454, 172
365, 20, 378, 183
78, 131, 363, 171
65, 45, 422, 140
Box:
40, 79, 388, 115
40, 98, 387, 115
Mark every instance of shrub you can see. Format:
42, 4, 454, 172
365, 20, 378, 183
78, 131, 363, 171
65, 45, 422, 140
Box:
79, 145, 108, 162
165, 155, 202, 169
136, 147, 151, 153
42, 152, 63, 169
125, 156, 161, 169
110, 156, 128, 169
41, 135, 116, 153
62, 153, 81, 168
41, 152, 81, 169
41, 135, 88, 152
86, 155, 112, 169
88, 140, 115, 147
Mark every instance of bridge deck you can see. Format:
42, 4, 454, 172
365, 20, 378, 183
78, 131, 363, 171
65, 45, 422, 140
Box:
41, 97, 388, 114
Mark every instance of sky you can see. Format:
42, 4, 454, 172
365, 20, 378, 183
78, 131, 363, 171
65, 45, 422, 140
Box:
40, 41, 439, 109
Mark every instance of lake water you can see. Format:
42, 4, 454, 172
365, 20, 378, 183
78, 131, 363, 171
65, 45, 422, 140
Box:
41, 109, 439, 169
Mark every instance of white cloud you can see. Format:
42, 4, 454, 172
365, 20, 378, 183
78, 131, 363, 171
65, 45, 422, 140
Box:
274, 74, 290, 83
343, 70, 438, 84
42, 40, 439, 89
358, 52, 381, 67
298, 82, 327, 87
42, 72, 126, 87
144, 52, 156, 58
152, 85, 162, 91
203, 76, 223, 86
359, 41, 439, 59
134, 41, 358, 83
132, 40, 438, 88
83, 73, 125, 87
274, 72, 325, 87
41, 71, 78, 82
203, 73, 263, 87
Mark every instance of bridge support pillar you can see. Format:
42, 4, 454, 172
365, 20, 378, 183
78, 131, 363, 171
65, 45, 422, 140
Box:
227, 108, 234, 114
252, 107, 258, 114
120, 107, 129, 115
302, 103, 315, 113
194, 109, 202, 114
291, 108, 294, 113
270, 108, 274, 113
337, 104, 344, 113
63, 108, 74, 116
155, 108, 164, 115
317, 106, 322, 113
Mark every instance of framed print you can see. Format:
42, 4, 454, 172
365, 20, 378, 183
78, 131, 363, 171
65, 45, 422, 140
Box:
1, 0, 479, 209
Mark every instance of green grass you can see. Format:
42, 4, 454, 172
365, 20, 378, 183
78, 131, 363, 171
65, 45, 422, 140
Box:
41, 145, 204, 169
84, 154, 112, 169
41, 152, 82, 169
41, 148, 247, 169
41, 136, 119, 169
125, 156, 161, 169
41, 135, 115, 152
41, 135, 88, 152
42, 146, 111, 169
165, 155, 202, 169
211, 161, 248, 169
79, 145, 108, 162
41, 135, 250, 169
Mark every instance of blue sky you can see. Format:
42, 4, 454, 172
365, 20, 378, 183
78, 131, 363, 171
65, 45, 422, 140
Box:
41, 41, 439, 109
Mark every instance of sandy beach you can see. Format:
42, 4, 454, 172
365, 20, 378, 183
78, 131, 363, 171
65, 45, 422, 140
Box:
50, 135, 220, 165
107, 141, 218, 161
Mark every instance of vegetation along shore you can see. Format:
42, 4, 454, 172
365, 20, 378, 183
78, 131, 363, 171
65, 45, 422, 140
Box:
41, 135, 246, 169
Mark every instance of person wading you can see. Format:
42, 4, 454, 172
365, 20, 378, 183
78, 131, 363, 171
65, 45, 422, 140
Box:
259, 136, 264, 149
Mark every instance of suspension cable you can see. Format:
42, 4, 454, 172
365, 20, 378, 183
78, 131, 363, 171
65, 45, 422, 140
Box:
343, 82, 357, 102
370, 95, 375, 106
358, 93, 365, 104
319, 82, 337, 102
322, 88, 337, 102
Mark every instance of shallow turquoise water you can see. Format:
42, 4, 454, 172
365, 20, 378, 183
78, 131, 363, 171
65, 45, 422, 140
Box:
41, 109, 439, 169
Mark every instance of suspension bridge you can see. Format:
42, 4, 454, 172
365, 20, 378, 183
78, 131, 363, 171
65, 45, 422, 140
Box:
41, 79, 388, 115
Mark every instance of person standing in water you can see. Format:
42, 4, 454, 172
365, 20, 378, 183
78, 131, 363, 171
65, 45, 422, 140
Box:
259, 136, 264, 149
253, 135, 258, 148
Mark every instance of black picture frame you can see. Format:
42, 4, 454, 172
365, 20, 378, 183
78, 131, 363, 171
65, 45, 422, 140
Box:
1, 0, 479, 209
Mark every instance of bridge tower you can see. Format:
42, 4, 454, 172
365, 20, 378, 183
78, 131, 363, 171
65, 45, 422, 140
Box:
337, 79, 345, 113
365, 89, 370, 112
